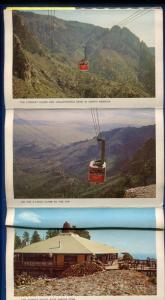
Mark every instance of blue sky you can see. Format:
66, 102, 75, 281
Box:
14, 208, 156, 228
28, 8, 155, 47
91, 229, 156, 259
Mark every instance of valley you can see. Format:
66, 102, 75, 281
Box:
14, 124, 156, 198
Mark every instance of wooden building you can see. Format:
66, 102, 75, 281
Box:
14, 224, 118, 277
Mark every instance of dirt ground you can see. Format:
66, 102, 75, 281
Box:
15, 270, 157, 296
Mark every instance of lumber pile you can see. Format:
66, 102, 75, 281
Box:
61, 261, 105, 278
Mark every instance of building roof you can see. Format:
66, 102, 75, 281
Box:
15, 233, 118, 254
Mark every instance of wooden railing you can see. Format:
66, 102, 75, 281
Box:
119, 259, 157, 271
15, 260, 80, 267
14, 261, 56, 267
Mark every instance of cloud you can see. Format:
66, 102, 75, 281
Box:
17, 211, 42, 224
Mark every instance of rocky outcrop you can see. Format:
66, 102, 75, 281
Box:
13, 34, 31, 81
124, 184, 156, 198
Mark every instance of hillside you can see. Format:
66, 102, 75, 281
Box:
121, 138, 156, 187
14, 125, 156, 198
13, 11, 155, 98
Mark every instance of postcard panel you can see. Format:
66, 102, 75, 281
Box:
5, 108, 164, 207
4, 7, 163, 109
6, 224, 164, 299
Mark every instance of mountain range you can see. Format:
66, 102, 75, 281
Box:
13, 11, 155, 98
14, 124, 156, 198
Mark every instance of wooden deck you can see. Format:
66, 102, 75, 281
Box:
105, 259, 157, 277
119, 259, 157, 276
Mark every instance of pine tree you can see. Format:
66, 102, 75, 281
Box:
14, 233, 22, 249
22, 231, 30, 243
72, 226, 90, 240
30, 230, 41, 244
21, 231, 30, 247
45, 229, 60, 239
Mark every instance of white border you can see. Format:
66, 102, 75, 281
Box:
5, 108, 164, 208
4, 8, 164, 109
6, 226, 165, 300
5, 207, 15, 226
155, 208, 164, 229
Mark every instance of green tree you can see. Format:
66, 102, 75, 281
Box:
30, 230, 41, 244
122, 252, 134, 261
14, 233, 22, 249
72, 226, 90, 240
45, 229, 60, 239
22, 231, 30, 243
